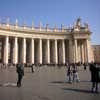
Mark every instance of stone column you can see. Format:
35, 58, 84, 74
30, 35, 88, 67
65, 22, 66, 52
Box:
22, 38, 26, 63
55, 39, 58, 64
81, 43, 84, 63
84, 40, 87, 63
78, 43, 81, 63
86, 39, 91, 63
80, 42, 82, 63
69, 40, 74, 63
74, 39, 78, 63
39, 39, 42, 64
47, 39, 50, 64
62, 40, 65, 64
3, 36, 9, 64
30, 38, 34, 64
13, 37, 18, 64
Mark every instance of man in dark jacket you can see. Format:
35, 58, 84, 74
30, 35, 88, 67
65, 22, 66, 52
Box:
67, 63, 73, 83
16, 63, 24, 87
89, 62, 100, 93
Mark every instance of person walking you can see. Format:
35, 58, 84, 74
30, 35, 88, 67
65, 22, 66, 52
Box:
89, 62, 100, 93
72, 63, 80, 82
16, 63, 24, 87
83, 63, 88, 70
30, 64, 34, 73
67, 63, 73, 83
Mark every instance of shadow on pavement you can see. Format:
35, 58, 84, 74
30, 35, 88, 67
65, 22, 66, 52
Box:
62, 88, 93, 94
51, 80, 91, 84
50, 81, 66, 84
80, 80, 91, 83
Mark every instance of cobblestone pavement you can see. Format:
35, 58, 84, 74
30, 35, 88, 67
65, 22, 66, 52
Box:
0, 65, 100, 100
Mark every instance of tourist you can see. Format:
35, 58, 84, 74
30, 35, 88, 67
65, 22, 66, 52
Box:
89, 62, 100, 93
30, 64, 34, 73
83, 63, 87, 70
16, 63, 24, 87
72, 63, 80, 82
67, 63, 73, 83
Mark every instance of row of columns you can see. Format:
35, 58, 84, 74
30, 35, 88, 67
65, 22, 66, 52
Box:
2, 36, 91, 64
2, 36, 67, 64
73, 39, 90, 63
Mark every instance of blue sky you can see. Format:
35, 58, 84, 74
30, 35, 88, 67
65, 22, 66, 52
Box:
0, 0, 100, 44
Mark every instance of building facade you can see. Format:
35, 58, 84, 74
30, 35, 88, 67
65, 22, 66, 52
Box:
92, 45, 100, 63
0, 18, 92, 65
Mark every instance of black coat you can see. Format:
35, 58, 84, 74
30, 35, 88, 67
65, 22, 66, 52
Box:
16, 64, 24, 76
89, 64, 100, 82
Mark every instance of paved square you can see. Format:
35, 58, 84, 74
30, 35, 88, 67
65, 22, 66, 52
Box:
0, 66, 100, 100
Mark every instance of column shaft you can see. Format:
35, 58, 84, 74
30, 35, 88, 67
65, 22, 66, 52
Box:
62, 40, 65, 64
77, 43, 81, 63
81, 43, 84, 63
39, 39, 42, 64
47, 39, 50, 64
74, 39, 78, 63
79, 43, 81, 63
30, 39, 34, 64
84, 41, 87, 63
3, 36, 9, 64
55, 39, 58, 64
22, 38, 26, 63
69, 40, 74, 63
86, 39, 91, 63
13, 37, 18, 64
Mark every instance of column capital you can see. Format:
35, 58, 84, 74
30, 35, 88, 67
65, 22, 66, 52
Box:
55, 39, 58, 41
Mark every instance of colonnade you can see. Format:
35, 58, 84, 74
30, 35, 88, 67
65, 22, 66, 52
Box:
73, 39, 89, 63
0, 36, 90, 65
